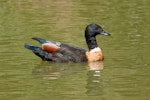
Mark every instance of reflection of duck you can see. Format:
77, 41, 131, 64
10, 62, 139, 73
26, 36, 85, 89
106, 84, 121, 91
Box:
87, 61, 104, 70
24, 24, 110, 62
32, 62, 87, 80
86, 61, 104, 95
86, 70, 104, 96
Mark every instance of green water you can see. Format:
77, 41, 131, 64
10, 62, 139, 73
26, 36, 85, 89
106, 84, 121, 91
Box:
0, 0, 149, 100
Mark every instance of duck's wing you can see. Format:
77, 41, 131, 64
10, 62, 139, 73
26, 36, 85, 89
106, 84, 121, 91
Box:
24, 37, 87, 62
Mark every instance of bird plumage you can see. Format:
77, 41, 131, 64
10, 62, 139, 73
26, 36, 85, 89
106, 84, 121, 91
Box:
24, 24, 110, 62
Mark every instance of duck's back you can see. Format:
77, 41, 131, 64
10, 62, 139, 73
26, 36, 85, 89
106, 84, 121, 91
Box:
58, 44, 87, 62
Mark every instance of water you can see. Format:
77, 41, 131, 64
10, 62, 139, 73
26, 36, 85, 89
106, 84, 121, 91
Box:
0, 0, 149, 100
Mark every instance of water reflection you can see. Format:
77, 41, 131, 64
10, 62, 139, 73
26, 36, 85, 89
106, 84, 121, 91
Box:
87, 61, 104, 70
32, 62, 61, 80
86, 61, 104, 96
32, 62, 86, 80
32, 61, 105, 96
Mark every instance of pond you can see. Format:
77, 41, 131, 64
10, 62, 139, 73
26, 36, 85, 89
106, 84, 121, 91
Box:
0, 0, 149, 100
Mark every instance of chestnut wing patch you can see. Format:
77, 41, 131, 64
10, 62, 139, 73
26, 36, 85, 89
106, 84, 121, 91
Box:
42, 43, 60, 53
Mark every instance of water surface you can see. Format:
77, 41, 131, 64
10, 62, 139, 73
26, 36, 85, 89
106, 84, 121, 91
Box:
0, 0, 149, 100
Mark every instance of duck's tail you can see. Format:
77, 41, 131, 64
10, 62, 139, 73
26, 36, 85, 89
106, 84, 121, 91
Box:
32, 37, 47, 44
24, 44, 52, 61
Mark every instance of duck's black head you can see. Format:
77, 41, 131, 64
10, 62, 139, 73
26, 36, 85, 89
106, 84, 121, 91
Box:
85, 23, 110, 50
85, 24, 110, 37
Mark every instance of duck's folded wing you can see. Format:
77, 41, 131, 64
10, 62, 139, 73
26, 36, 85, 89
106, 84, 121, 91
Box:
24, 43, 87, 62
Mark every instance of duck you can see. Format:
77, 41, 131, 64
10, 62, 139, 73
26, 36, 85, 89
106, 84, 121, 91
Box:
24, 23, 110, 63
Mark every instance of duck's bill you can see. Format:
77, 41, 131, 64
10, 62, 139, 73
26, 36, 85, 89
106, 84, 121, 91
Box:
101, 31, 111, 36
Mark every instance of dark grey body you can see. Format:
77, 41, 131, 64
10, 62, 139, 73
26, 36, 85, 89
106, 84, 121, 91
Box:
25, 38, 87, 62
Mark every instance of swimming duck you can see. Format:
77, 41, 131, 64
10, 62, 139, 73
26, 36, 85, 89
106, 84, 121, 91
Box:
24, 24, 110, 62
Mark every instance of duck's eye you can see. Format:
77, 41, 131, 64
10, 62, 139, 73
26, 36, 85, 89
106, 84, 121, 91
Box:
95, 26, 101, 30
95, 27, 100, 32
